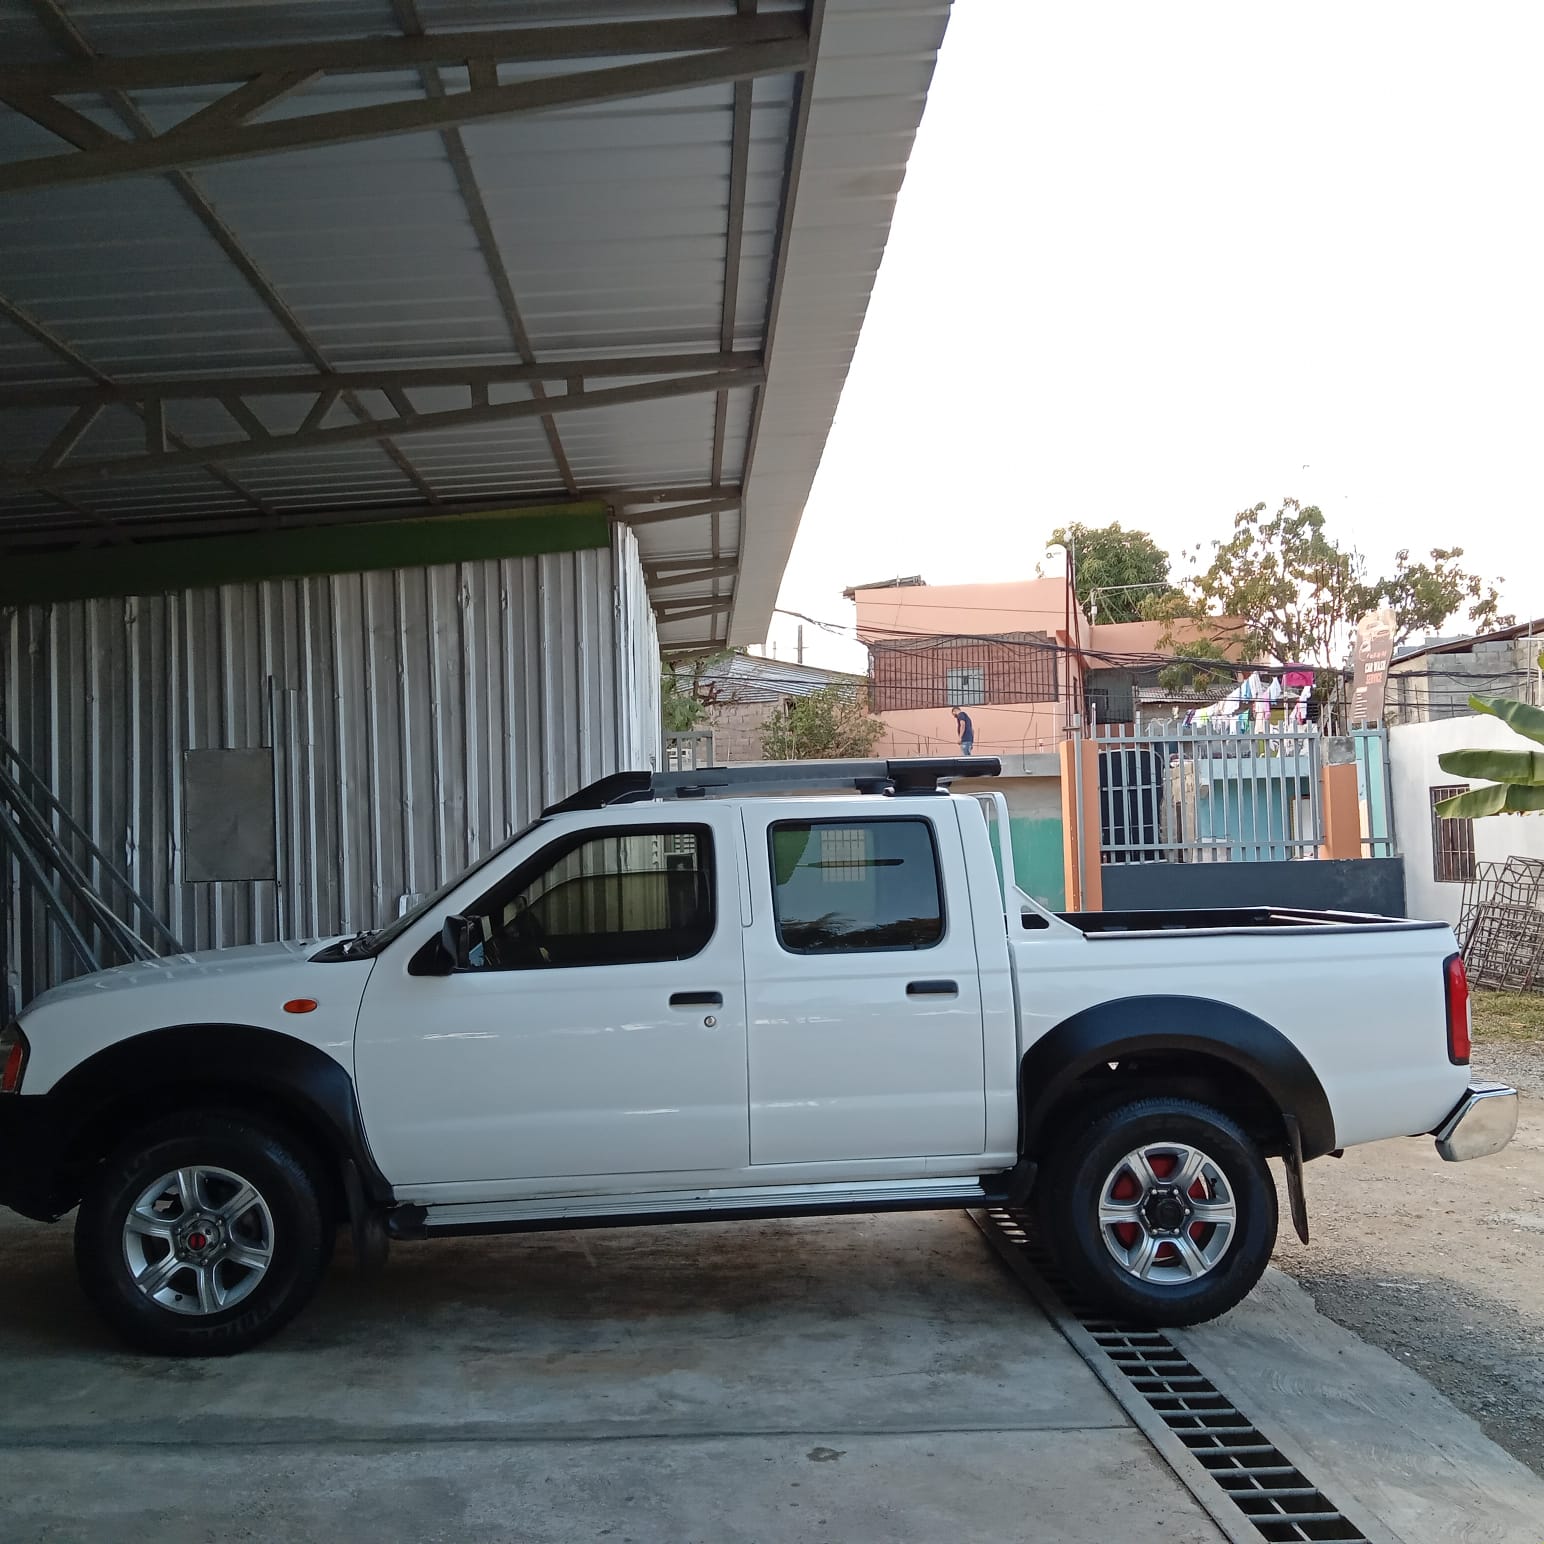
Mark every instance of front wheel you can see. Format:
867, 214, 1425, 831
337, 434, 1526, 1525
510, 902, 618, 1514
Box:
1036, 1096, 1277, 1326
75, 1112, 333, 1355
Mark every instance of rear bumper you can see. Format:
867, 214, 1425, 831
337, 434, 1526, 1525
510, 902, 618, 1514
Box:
1432, 1082, 1518, 1162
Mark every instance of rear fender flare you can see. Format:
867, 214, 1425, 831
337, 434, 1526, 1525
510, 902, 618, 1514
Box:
1019, 995, 1336, 1160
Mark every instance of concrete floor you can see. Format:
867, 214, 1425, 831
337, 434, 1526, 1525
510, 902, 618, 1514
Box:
0, 1209, 1223, 1544
1178, 1268, 1544, 1544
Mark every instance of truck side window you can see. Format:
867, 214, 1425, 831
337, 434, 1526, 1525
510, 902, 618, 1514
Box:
466, 826, 714, 969
768, 818, 944, 954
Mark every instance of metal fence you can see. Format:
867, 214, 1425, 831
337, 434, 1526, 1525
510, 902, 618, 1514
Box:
663, 731, 714, 771
868, 633, 1058, 713
1348, 727, 1397, 858
1093, 724, 1327, 865
1092, 723, 1397, 866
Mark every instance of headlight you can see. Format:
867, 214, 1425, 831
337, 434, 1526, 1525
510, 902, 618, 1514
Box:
0, 1022, 28, 1094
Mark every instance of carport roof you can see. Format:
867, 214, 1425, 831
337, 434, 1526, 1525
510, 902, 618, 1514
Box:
0, 0, 948, 650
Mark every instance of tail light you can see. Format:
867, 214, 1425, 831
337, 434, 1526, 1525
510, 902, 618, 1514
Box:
0, 1022, 27, 1094
1443, 954, 1471, 1065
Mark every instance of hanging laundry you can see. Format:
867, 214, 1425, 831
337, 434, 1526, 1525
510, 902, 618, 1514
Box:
1282, 664, 1314, 690
1265, 677, 1283, 704
1204, 687, 1242, 733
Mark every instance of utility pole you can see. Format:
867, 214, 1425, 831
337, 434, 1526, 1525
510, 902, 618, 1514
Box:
796, 624, 805, 665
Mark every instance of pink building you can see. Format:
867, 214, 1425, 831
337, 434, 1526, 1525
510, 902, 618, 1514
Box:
848, 577, 1244, 758
849, 577, 1091, 757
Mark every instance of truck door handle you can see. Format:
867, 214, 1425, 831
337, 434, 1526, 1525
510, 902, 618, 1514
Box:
670, 991, 723, 1007
907, 979, 958, 997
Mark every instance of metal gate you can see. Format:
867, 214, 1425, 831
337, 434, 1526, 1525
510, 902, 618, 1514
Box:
1094, 725, 1326, 864
1348, 727, 1397, 858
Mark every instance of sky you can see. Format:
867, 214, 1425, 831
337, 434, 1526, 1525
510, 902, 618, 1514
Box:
766, 1, 1544, 673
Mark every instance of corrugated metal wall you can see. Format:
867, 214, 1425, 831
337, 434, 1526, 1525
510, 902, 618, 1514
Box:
1, 526, 660, 1007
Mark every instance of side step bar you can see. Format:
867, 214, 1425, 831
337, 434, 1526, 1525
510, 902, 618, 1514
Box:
388, 1176, 1009, 1240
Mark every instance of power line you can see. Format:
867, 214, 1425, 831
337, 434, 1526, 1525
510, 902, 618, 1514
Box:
776, 608, 1307, 678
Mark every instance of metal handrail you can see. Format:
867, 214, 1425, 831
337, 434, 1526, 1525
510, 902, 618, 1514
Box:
0, 799, 100, 974
0, 730, 181, 951
0, 760, 158, 963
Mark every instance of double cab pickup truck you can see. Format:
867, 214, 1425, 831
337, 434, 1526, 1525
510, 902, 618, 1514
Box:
0, 757, 1518, 1355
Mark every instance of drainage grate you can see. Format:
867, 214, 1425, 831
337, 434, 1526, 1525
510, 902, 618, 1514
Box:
976, 1208, 1372, 1544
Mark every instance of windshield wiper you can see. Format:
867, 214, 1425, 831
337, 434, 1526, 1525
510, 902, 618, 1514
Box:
340, 928, 379, 958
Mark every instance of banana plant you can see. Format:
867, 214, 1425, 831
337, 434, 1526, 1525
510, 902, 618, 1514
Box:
1436, 687, 1544, 817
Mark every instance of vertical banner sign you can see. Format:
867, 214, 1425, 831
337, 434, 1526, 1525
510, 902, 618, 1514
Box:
1350, 607, 1396, 724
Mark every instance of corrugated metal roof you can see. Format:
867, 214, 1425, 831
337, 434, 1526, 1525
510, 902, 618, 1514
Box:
695, 649, 862, 701
0, 0, 948, 648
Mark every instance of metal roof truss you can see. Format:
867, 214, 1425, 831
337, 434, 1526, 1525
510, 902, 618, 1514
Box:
0, 0, 947, 650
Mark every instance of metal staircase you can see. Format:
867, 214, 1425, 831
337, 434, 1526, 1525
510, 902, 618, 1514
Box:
0, 732, 181, 1015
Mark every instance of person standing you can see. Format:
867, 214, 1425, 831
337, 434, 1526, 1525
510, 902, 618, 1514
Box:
951, 705, 975, 755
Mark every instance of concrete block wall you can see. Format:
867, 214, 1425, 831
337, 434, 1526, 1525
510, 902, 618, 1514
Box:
702, 701, 782, 763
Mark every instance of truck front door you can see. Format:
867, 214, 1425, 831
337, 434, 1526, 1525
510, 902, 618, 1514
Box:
355, 805, 749, 1187
739, 802, 987, 1164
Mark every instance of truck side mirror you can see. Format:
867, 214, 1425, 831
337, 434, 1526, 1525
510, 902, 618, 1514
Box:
440, 914, 479, 970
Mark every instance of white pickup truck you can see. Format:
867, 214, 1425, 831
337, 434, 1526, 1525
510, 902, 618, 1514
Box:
0, 757, 1517, 1355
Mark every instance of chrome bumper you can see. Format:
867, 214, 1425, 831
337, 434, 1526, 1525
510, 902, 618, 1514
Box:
1432, 1082, 1519, 1162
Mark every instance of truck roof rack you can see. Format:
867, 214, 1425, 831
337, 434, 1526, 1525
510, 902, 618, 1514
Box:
542, 757, 1002, 815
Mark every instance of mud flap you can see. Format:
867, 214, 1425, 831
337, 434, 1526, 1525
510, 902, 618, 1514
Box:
1281, 1113, 1310, 1246
1002, 1156, 1038, 1208
343, 1158, 390, 1274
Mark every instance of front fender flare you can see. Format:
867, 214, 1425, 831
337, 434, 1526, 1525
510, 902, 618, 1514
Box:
1019, 995, 1336, 1160
45, 1023, 390, 1203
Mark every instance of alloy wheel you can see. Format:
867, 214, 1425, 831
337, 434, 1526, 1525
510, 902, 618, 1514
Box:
121, 1165, 275, 1317
1097, 1142, 1237, 1285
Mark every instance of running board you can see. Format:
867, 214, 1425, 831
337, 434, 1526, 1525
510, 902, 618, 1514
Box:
389, 1177, 1007, 1240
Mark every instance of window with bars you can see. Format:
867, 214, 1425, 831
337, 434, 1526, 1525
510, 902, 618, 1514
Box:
818, 826, 869, 883
945, 666, 986, 706
1430, 786, 1476, 883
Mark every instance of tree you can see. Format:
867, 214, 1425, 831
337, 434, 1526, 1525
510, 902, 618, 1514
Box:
1436, 686, 1544, 817
1157, 498, 1508, 668
1047, 521, 1174, 623
1154, 637, 1237, 694
660, 649, 733, 732
1377, 546, 1509, 648
759, 685, 886, 761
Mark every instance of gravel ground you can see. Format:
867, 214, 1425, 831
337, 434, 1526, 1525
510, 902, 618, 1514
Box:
1269, 1006, 1544, 1478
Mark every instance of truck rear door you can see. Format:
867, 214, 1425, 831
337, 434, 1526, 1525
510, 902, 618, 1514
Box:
739, 800, 987, 1164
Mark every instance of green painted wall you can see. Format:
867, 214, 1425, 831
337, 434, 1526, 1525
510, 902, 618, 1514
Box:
1010, 815, 1065, 911
0, 503, 610, 606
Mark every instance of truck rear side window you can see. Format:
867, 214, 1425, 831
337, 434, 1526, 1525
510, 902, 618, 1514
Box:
769, 819, 944, 954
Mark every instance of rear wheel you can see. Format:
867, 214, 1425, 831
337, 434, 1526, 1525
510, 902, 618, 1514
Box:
75, 1112, 333, 1356
1036, 1096, 1276, 1326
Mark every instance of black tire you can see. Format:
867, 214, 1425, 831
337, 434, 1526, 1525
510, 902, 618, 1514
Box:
1035, 1096, 1277, 1327
75, 1111, 333, 1356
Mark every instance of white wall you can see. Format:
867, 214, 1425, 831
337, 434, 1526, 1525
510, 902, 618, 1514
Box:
1390, 714, 1544, 923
